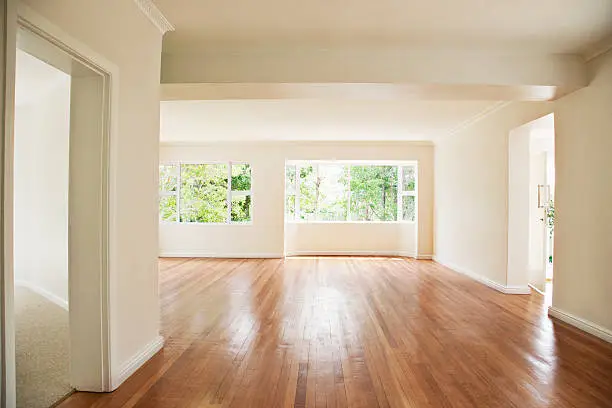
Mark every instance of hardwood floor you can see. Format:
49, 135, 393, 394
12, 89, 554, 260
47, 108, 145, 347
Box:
59, 257, 612, 407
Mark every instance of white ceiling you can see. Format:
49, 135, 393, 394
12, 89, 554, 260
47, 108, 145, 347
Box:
160, 99, 499, 143
155, 0, 612, 55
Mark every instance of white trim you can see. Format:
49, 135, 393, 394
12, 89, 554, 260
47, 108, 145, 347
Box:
14, 280, 68, 310
286, 220, 416, 225
440, 101, 512, 139
416, 254, 433, 260
285, 250, 416, 258
502, 285, 532, 295
583, 36, 612, 62
132, 0, 174, 34
112, 335, 164, 390
159, 251, 283, 259
548, 307, 612, 344
528, 283, 546, 296
433, 257, 531, 295
2, 2, 19, 406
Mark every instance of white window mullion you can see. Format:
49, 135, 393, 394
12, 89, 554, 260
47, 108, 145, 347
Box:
177, 163, 182, 223
227, 161, 232, 223
231, 190, 251, 197
347, 165, 352, 221
397, 166, 403, 222
315, 164, 320, 220
295, 165, 301, 221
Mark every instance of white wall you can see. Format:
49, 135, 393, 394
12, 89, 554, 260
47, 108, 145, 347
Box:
435, 49, 612, 335
285, 222, 416, 256
527, 151, 546, 290
14, 51, 70, 307
553, 49, 612, 333
506, 123, 531, 290
434, 102, 553, 287
159, 142, 433, 258
20, 0, 165, 383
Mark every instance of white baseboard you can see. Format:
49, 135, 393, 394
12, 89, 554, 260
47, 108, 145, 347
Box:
416, 254, 434, 260
502, 285, 532, 295
161, 250, 428, 259
528, 283, 546, 296
285, 250, 416, 258
548, 307, 612, 344
433, 258, 530, 295
159, 251, 283, 258
15, 280, 68, 310
113, 335, 164, 390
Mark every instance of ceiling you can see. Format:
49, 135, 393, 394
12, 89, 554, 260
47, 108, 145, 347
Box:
155, 0, 612, 56
160, 99, 499, 143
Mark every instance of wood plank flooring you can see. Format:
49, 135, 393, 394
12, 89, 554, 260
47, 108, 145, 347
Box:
58, 257, 612, 407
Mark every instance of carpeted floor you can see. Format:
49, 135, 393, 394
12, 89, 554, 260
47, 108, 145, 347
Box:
15, 286, 72, 408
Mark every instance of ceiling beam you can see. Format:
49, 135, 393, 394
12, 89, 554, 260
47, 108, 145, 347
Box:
161, 82, 562, 102
161, 47, 587, 100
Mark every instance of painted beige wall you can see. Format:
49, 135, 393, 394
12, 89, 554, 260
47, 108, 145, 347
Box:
506, 123, 532, 289
285, 222, 416, 256
435, 49, 612, 333
553, 49, 612, 331
14, 56, 70, 305
160, 142, 433, 258
20, 0, 164, 375
434, 102, 553, 286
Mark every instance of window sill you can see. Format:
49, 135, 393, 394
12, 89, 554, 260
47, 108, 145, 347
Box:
160, 221, 254, 226
285, 220, 416, 225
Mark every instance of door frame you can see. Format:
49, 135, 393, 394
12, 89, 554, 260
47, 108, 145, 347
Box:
1, 3, 120, 404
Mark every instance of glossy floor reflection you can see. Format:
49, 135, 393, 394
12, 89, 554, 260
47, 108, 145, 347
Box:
59, 257, 612, 407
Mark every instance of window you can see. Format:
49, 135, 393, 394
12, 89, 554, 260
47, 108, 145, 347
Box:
159, 162, 252, 223
285, 162, 417, 222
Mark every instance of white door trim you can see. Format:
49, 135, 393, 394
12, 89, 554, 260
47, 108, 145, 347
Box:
0, 1, 18, 406
1, 4, 120, 402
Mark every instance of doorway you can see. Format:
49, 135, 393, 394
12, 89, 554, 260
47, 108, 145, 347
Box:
507, 113, 555, 303
13, 45, 72, 407
3, 14, 115, 406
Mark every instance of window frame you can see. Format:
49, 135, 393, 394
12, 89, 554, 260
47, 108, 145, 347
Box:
285, 160, 418, 224
159, 161, 253, 225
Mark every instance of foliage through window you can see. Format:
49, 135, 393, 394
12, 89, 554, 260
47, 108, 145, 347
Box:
285, 162, 417, 222
159, 162, 252, 223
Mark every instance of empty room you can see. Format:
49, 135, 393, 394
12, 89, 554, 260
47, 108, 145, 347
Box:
1, 1, 612, 408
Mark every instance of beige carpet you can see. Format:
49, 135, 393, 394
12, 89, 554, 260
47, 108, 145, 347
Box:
15, 286, 72, 408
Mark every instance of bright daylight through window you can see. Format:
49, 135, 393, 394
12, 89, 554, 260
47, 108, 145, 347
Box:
285, 162, 417, 222
159, 162, 252, 223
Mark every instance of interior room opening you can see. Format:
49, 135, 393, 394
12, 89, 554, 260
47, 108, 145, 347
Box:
12, 23, 112, 406
13, 41, 72, 408
507, 113, 555, 303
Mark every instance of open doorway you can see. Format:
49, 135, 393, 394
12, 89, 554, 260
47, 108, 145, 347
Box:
507, 113, 555, 304
13, 46, 72, 407
8, 19, 114, 406
531, 121, 555, 297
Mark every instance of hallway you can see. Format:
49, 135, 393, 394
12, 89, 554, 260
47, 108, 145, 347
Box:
59, 257, 612, 407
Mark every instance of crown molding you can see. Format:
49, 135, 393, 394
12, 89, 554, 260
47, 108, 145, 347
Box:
133, 0, 174, 35
583, 36, 612, 62
439, 101, 511, 139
